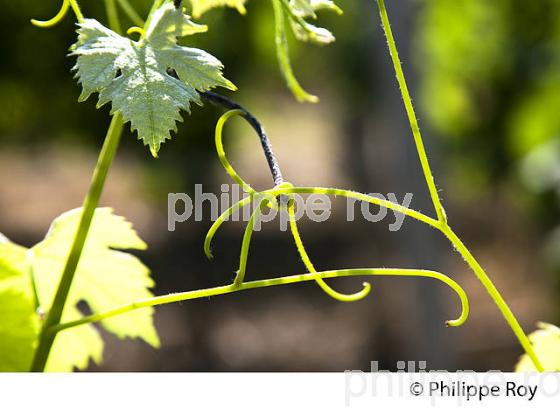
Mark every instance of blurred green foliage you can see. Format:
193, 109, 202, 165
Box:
417, 0, 560, 156
416, 0, 560, 277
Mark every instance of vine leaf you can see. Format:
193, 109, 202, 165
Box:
516, 322, 560, 371
0, 208, 158, 372
189, 0, 247, 18
0, 241, 38, 372
46, 306, 104, 372
32, 208, 159, 371
72, 2, 236, 157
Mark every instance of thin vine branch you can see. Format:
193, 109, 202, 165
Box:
205, 185, 440, 258
441, 226, 545, 371
375, 0, 543, 371
376, 0, 446, 223
31, 113, 125, 372
51, 268, 469, 335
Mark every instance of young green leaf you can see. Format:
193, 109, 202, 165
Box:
46, 306, 104, 372
189, 0, 247, 19
72, 2, 236, 157
289, 17, 335, 45
0, 241, 38, 372
515, 322, 560, 371
0, 208, 158, 372
285, 0, 341, 46
0, 287, 38, 371
32, 208, 160, 371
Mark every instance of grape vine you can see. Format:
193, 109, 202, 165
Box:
0, 0, 551, 372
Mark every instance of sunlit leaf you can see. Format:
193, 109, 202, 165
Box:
286, 0, 341, 46
72, 2, 236, 156
32, 208, 160, 366
0, 208, 158, 372
516, 322, 560, 372
416, 0, 510, 138
0, 241, 38, 372
46, 306, 104, 372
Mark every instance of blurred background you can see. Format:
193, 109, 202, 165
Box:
0, 0, 559, 371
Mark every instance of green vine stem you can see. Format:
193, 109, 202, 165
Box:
376, 0, 445, 224
375, 0, 543, 371
31, 113, 125, 372
50, 268, 469, 335
441, 226, 545, 370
